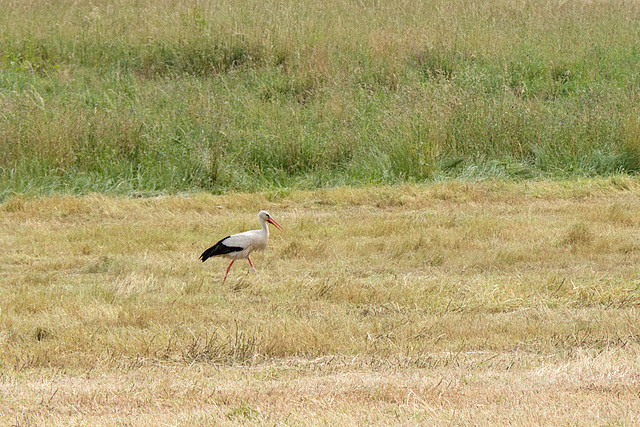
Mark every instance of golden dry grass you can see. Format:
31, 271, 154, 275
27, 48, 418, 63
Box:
2, 179, 640, 425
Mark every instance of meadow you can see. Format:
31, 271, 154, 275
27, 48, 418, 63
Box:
2, 0, 640, 198
1, 179, 640, 424
2, 1, 640, 425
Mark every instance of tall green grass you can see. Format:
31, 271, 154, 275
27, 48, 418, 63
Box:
2, 0, 640, 198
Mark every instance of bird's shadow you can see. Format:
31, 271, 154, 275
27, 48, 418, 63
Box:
230, 272, 253, 292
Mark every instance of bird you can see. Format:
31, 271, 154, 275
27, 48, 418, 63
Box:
199, 210, 282, 284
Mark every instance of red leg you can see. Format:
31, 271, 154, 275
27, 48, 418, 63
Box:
222, 260, 235, 284
247, 257, 257, 274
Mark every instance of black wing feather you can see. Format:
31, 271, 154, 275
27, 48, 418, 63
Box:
200, 236, 244, 262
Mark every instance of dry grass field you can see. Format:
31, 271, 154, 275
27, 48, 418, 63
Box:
2, 179, 640, 425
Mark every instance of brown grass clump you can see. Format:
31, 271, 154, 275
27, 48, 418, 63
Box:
2, 179, 640, 424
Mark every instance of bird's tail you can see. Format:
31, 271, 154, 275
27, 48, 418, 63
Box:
199, 246, 216, 262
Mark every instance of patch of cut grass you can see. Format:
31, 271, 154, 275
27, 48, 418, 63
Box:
1, 180, 640, 423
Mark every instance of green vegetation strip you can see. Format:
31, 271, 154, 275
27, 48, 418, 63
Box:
2, 1, 640, 199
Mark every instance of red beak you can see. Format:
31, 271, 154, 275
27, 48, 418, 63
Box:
267, 217, 283, 231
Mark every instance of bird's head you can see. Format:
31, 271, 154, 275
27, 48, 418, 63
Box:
258, 210, 282, 231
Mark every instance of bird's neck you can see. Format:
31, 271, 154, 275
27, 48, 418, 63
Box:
261, 220, 269, 236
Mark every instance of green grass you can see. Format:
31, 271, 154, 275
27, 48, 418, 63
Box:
2, 0, 640, 199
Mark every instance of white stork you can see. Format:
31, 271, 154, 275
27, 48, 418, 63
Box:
200, 210, 282, 284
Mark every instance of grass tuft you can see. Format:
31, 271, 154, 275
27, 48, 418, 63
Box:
562, 222, 594, 247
